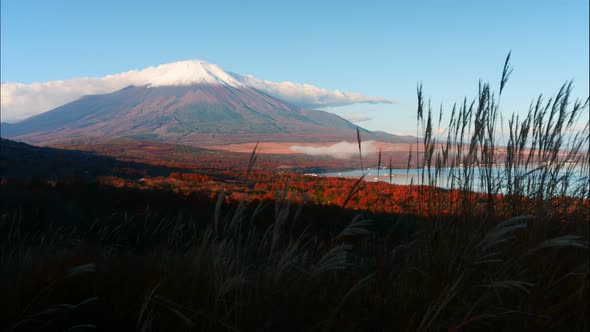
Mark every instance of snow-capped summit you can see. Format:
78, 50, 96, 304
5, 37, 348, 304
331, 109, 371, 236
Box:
113, 60, 245, 88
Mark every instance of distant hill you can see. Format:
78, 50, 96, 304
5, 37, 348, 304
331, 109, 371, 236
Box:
1, 60, 413, 146
0, 138, 173, 179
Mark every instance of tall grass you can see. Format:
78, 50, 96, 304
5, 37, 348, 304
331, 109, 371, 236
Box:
414, 53, 589, 219
1, 182, 587, 331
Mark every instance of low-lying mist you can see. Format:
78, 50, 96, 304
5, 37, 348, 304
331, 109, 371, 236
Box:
290, 140, 377, 159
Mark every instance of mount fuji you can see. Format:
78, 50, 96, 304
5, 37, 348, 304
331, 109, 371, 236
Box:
1, 60, 409, 146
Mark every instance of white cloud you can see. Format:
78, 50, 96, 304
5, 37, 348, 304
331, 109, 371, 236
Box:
290, 140, 377, 159
1, 59, 394, 123
339, 114, 373, 123
232, 73, 394, 110
2, 78, 123, 122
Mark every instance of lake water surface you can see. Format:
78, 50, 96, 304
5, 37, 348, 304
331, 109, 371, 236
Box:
320, 165, 588, 196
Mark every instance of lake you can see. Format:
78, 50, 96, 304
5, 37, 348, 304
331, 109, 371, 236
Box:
320, 165, 589, 196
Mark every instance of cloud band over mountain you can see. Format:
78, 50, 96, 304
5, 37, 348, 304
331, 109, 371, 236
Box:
230, 74, 394, 110
1, 60, 394, 123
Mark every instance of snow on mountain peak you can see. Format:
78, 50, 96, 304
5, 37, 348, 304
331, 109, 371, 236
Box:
116, 60, 245, 88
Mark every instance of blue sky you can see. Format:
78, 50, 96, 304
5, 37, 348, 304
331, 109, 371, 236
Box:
1, 0, 588, 134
